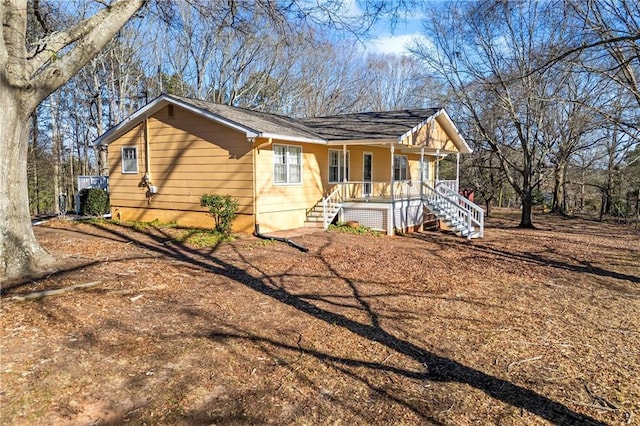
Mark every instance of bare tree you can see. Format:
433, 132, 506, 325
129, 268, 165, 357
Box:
414, 1, 574, 228
0, 0, 146, 280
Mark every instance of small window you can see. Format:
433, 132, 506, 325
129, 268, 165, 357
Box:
394, 155, 408, 180
122, 146, 138, 174
329, 149, 350, 183
273, 144, 302, 185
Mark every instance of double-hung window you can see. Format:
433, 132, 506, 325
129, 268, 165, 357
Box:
122, 146, 138, 174
328, 149, 350, 183
393, 155, 408, 180
273, 144, 302, 184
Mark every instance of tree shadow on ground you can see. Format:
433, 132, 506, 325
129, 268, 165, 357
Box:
32, 222, 608, 424
406, 231, 640, 287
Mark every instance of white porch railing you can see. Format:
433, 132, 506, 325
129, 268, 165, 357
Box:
319, 179, 484, 238
436, 179, 459, 194
339, 180, 423, 200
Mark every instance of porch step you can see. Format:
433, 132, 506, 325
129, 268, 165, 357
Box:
423, 201, 481, 239
304, 202, 341, 228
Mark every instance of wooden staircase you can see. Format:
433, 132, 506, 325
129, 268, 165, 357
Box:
422, 182, 484, 239
305, 184, 344, 229
305, 200, 341, 228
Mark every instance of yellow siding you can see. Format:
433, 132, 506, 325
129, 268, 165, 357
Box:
108, 105, 254, 231
254, 141, 325, 232
108, 104, 444, 234
407, 120, 456, 151
252, 142, 432, 232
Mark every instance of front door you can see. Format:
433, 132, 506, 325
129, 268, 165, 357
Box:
363, 152, 373, 197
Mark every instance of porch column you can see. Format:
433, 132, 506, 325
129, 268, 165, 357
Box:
420, 147, 425, 197
342, 144, 347, 182
390, 144, 395, 201
342, 144, 347, 199
435, 148, 440, 185
456, 152, 460, 193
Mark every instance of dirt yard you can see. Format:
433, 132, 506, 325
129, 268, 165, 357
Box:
1, 212, 639, 425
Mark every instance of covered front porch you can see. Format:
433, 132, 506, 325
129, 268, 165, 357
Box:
309, 178, 484, 239
301, 107, 483, 238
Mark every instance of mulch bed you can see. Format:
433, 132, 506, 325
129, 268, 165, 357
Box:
1, 212, 639, 425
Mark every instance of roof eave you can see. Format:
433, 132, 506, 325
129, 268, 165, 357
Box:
396, 108, 472, 154
435, 109, 472, 154
259, 132, 326, 144
326, 138, 397, 146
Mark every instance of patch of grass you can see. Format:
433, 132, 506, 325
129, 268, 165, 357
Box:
243, 239, 277, 250
329, 222, 383, 236
175, 229, 233, 247
128, 219, 178, 231
79, 217, 108, 225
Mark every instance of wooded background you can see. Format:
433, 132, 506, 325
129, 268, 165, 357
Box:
27, 0, 640, 224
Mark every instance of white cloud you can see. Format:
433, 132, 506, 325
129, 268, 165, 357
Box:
366, 32, 429, 56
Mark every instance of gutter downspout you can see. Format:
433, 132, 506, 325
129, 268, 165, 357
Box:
144, 116, 151, 180
390, 144, 395, 235
251, 137, 257, 233
254, 224, 308, 252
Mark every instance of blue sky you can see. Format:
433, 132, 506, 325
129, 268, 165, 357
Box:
359, 4, 428, 55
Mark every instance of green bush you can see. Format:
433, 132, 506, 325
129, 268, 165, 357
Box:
200, 194, 239, 235
79, 188, 110, 216
328, 222, 383, 236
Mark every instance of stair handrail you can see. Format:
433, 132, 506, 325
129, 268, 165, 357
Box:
422, 183, 478, 239
322, 184, 344, 229
434, 182, 484, 238
423, 182, 471, 225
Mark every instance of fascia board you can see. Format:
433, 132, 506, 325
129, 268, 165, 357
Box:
259, 132, 327, 144
325, 139, 397, 146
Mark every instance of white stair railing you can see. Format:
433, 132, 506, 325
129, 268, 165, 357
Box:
322, 184, 344, 229
422, 183, 484, 239
434, 182, 484, 238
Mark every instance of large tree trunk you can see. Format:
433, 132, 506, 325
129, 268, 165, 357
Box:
520, 194, 535, 228
0, 89, 54, 279
1, 0, 146, 280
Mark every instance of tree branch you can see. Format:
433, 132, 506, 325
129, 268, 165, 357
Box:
1, 0, 30, 87
27, 0, 146, 108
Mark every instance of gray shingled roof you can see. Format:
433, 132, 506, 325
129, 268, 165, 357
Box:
96, 94, 448, 147
299, 109, 441, 140
171, 95, 440, 141
169, 95, 326, 141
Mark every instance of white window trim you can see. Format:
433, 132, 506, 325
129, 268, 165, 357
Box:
273, 144, 303, 186
394, 154, 408, 181
328, 149, 350, 183
121, 146, 138, 174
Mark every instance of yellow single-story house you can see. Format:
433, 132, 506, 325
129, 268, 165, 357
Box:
95, 94, 484, 238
